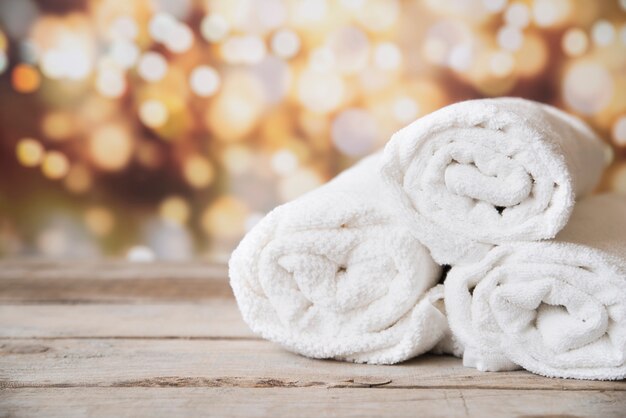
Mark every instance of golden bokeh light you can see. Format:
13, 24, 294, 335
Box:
562, 28, 588, 57
41, 151, 70, 180
1, 0, 625, 258
139, 100, 169, 128
278, 167, 323, 202
64, 164, 92, 194
206, 71, 265, 141
84, 206, 115, 237
41, 111, 75, 141
12, 64, 41, 93
201, 196, 248, 239
88, 124, 134, 171
16, 138, 45, 167
183, 155, 215, 188
159, 196, 190, 225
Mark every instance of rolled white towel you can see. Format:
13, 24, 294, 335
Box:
229, 155, 448, 364
381, 97, 608, 264
445, 194, 626, 380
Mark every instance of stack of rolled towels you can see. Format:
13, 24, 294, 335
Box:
229, 97, 626, 380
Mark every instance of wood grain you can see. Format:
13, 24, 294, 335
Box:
1, 260, 624, 418
0, 261, 232, 303
0, 303, 254, 338
2, 388, 625, 418
2, 338, 625, 391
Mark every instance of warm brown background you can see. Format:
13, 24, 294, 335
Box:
0, 0, 625, 260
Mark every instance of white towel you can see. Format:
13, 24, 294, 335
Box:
381, 97, 608, 265
445, 194, 626, 380
229, 155, 448, 364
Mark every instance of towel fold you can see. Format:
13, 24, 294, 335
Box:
381, 97, 608, 264
229, 155, 448, 364
445, 194, 626, 380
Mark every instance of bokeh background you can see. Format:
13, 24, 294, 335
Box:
0, 0, 625, 261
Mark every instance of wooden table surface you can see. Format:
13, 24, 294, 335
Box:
1, 261, 625, 417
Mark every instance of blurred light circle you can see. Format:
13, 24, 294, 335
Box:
189, 65, 221, 97
201, 196, 248, 239
327, 26, 370, 74
271, 149, 299, 176
148, 13, 178, 43
271, 29, 301, 59
42, 111, 74, 141
563, 62, 613, 115
256, 0, 288, 30
621, 0, 626, 10
423, 20, 472, 67
562, 28, 588, 57
206, 71, 265, 141
89, 125, 133, 171
127, 245, 156, 262
11, 64, 40, 93
138, 52, 168, 82
153, 0, 192, 19
222, 146, 253, 175
374, 42, 402, 71
298, 69, 344, 113
355, 0, 399, 32
448, 43, 474, 72
532, 0, 571, 28
515, 33, 548, 78
489, 51, 515, 77
497, 26, 523, 51
84, 206, 115, 237
109, 16, 138, 40
64, 164, 92, 194
110, 40, 139, 69
291, 0, 328, 26
41, 50, 65, 79
331, 109, 378, 157
96, 68, 126, 98
41, 151, 70, 180
0, 50, 7, 74
278, 168, 323, 202
16, 138, 44, 167
221, 35, 266, 65
482, 0, 507, 13
393, 97, 419, 124
164, 23, 194, 53
139, 100, 169, 128
591, 20, 615, 47
201, 14, 230, 43
612, 116, 626, 147
251, 56, 290, 105
159, 196, 190, 225
504, 3, 530, 28
183, 155, 214, 188
309, 47, 335, 72
38, 33, 93, 81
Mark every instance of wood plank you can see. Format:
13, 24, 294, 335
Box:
2, 387, 625, 418
0, 261, 232, 303
0, 303, 254, 339
1, 339, 625, 391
